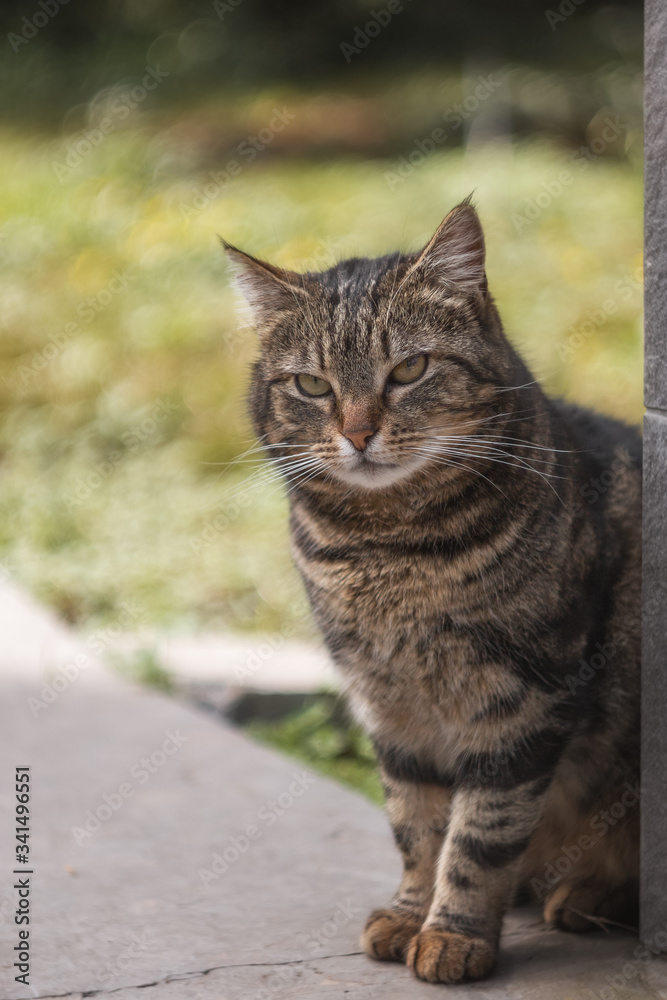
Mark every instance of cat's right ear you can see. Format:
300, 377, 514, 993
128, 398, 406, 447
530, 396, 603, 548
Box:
221, 240, 308, 322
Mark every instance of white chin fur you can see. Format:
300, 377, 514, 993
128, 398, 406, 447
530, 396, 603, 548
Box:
331, 458, 423, 490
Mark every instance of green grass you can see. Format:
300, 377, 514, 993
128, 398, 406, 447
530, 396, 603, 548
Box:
0, 119, 643, 637
246, 698, 384, 804
110, 647, 175, 693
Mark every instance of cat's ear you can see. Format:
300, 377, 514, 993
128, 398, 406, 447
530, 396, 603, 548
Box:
222, 240, 308, 320
411, 199, 487, 297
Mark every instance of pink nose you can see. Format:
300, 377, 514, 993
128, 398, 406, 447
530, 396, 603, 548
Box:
343, 427, 375, 451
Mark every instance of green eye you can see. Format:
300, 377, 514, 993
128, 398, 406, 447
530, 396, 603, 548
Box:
296, 374, 332, 397
390, 354, 428, 384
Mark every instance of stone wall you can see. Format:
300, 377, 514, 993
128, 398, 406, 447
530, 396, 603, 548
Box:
641, 0, 667, 947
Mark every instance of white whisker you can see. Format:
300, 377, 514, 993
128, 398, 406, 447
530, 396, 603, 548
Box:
413, 446, 510, 501
426, 441, 564, 480
433, 434, 572, 457
416, 441, 566, 503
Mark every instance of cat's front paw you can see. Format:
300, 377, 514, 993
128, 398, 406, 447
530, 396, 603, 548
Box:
406, 928, 496, 984
361, 908, 421, 962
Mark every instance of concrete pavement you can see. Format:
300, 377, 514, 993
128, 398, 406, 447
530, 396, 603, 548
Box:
111, 629, 339, 693
1, 580, 667, 998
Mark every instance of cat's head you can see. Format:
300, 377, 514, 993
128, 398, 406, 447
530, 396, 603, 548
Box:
227, 200, 518, 492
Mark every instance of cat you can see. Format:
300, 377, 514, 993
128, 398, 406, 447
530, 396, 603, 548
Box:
225, 197, 641, 984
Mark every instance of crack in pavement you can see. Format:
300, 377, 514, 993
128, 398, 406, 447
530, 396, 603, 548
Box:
8, 950, 367, 1000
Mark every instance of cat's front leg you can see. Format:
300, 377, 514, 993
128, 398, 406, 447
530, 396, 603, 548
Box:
361, 772, 451, 963
407, 779, 549, 984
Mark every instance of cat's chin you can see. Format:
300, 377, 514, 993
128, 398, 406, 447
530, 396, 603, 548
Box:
331, 459, 419, 490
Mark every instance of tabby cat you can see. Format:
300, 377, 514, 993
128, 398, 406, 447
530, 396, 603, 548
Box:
226, 199, 641, 984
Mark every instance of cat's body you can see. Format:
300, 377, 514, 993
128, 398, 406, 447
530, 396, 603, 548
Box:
228, 200, 641, 984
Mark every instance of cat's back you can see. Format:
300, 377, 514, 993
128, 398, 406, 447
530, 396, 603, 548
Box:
551, 398, 642, 555
552, 398, 642, 474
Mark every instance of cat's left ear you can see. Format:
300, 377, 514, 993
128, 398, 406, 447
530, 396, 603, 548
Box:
222, 240, 309, 321
411, 199, 488, 298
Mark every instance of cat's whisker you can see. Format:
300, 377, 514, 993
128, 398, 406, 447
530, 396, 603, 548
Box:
203, 451, 320, 469
216, 456, 324, 501
225, 454, 324, 468
261, 459, 328, 502
413, 441, 566, 505
414, 412, 514, 434
263, 458, 324, 479
201, 440, 318, 473
434, 434, 573, 456
494, 378, 543, 393
230, 467, 324, 507
262, 442, 323, 450
473, 435, 577, 456
208, 442, 341, 508
452, 445, 568, 486
423, 441, 567, 489
283, 465, 328, 497
413, 446, 511, 501
430, 440, 559, 467
430, 439, 569, 472
415, 408, 541, 435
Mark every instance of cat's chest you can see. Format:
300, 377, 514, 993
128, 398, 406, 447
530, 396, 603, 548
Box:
292, 506, 451, 607
293, 533, 486, 699
290, 510, 530, 754
295, 537, 456, 645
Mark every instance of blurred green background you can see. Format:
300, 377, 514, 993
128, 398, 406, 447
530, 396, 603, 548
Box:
0, 0, 643, 642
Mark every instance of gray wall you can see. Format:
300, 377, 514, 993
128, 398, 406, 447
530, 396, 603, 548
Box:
641, 0, 667, 947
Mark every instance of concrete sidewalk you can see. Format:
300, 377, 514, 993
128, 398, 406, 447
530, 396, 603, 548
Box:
2, 582, 667, 998
111, 630, 339, 693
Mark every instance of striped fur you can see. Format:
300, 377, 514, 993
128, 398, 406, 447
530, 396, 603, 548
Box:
229, 201, 641, 984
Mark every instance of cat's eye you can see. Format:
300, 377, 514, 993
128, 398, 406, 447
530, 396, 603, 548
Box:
390, 354, 428, 384
296, 374, 332, 397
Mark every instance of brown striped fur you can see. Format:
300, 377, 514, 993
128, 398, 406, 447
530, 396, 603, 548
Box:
227, 199, 641, 984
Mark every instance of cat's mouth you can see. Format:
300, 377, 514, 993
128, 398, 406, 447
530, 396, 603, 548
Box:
333, 450, 424, 490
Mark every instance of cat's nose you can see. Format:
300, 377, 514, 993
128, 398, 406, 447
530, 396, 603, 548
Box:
343, 426, 376, 451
